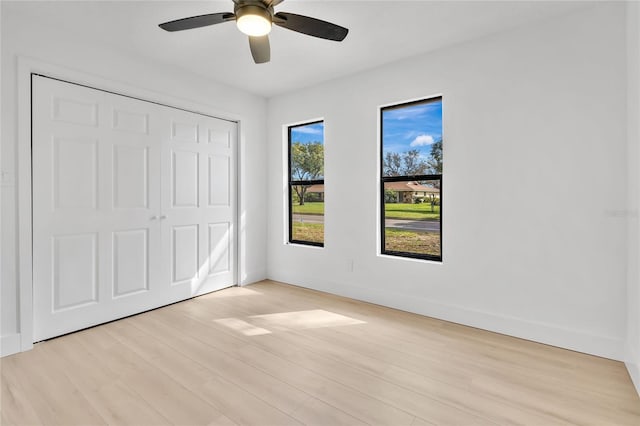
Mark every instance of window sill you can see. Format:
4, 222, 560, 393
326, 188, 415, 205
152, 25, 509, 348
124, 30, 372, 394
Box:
377, 253, 442, 265
287, 242, 325, 250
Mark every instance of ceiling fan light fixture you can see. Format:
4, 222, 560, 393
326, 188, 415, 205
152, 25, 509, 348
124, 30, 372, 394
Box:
158, 0, 349, 64
236, 5, 272, 36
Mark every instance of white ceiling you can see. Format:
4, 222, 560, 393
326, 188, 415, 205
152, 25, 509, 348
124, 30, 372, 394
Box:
4, 0, 591, 97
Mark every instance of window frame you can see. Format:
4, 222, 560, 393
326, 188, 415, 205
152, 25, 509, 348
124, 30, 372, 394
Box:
288, 120, 325, 247
379, 97, 443, 262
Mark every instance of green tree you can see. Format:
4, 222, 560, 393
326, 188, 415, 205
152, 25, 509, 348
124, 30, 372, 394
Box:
403, 149, 429, 175
383, 149, 429, 176
427, 139, 443, 174
384, 188, 399, 203
291, 141, 323, 205
383, 152, 402, 176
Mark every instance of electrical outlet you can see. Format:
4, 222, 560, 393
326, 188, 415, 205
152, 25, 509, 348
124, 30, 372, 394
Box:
347, 259, 354, 272
0, 170, 15, 187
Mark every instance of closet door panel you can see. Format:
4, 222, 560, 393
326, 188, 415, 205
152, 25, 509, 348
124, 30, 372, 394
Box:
32, 75, 236, 341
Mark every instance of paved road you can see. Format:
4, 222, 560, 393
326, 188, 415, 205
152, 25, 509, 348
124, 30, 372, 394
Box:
292, 214, 440, 232
384, 218, 440, 232
292, 214, 325, 224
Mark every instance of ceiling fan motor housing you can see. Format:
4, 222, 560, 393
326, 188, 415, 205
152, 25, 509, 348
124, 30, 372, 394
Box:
235, 3, 274, 23
159, 0, 348, 64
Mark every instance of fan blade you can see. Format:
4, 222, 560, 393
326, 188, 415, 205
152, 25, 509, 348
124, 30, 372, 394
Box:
274, 12, 348, 41
159, 12, 235, 32
249, 35, 270, 64
234, 0, 284, 6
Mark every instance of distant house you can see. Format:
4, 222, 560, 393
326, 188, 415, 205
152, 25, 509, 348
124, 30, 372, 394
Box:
302, 182, 438, 204
384, 181, 439, 203
306, 184, 324, 202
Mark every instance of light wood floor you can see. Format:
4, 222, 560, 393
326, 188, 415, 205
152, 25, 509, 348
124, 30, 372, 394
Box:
2, 280, 639, 425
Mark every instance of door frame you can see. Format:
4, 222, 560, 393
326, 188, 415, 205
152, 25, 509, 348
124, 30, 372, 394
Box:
17, 57, 244, 352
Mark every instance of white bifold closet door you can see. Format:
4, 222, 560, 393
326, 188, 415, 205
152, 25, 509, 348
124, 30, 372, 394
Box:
32, 75, 237, 341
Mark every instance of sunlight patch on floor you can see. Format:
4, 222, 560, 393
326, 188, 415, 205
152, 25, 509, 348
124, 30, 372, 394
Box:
213, 309, 366, 336
251, 310, 366, 331
201, 286, 262, 299
213, 318, 271, 336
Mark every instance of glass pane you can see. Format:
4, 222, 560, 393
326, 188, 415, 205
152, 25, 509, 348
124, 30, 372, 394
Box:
383, 179, 440, 258
382, 98, 442, 177
291, 184, 324, 244
290, 122, 324, 181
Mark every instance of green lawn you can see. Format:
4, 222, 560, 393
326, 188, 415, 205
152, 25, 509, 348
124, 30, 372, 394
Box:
385, 229, 440, 256
292, 202, 439, 220
291, 222, 440, 257
384, 203, 440, 220
292, 202, 324, 215
292, 222, 324, 244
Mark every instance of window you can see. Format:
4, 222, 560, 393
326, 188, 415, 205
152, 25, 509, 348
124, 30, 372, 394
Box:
380, 97, 442, 261
288, 121, 324, 246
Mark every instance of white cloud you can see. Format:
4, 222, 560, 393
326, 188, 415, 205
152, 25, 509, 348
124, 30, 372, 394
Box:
410, 134, 435, 147
385, 103, 439, 120
386, 105, 427, 120
294, 126, 322, 135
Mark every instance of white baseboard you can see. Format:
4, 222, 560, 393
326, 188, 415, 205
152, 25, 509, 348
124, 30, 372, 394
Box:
240, 270, 267, 286
268, 272, 625, 361
1, 333, 21, 357
626, 361, 640, 398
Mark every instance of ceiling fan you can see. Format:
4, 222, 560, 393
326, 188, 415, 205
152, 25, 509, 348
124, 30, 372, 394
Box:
159, 0, 349, 64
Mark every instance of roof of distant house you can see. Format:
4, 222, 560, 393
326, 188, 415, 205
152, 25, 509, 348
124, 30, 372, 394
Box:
302, 182, 439, 194
384, 181, 440, 193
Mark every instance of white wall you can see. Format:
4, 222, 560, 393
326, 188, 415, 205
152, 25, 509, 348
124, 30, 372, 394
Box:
0, 6, 268, 355
267, 3, 628, 360
626, 0, 640, 395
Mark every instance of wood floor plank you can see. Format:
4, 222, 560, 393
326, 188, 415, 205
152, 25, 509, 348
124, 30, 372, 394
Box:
264, 328, 572, 425
288, 396, 371, 426
163, 280, 640, 424
41, 334, 171, 426
2, 280, 639, 426
304, 323, 640, 422
135, 306, 413, 425
411, 415, 438, 426
2, 346, 106, 425
260, 281, 627, 380
176, 282, 563, 424
254, 335, 499, 425
105, 316, 305, 425
0, 366, 42, 426
72, 326, 238, 426
239, 281, 640, 401
162, 298, 499, 425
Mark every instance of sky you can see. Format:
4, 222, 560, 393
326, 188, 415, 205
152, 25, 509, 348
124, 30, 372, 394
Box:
289, 99, 441, 155
382, 99, 442, 157
290, 121, 324, 144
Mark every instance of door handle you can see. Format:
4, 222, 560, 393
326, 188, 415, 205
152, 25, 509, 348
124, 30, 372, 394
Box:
150, 215, 158, 220
159, 215, 167, 220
